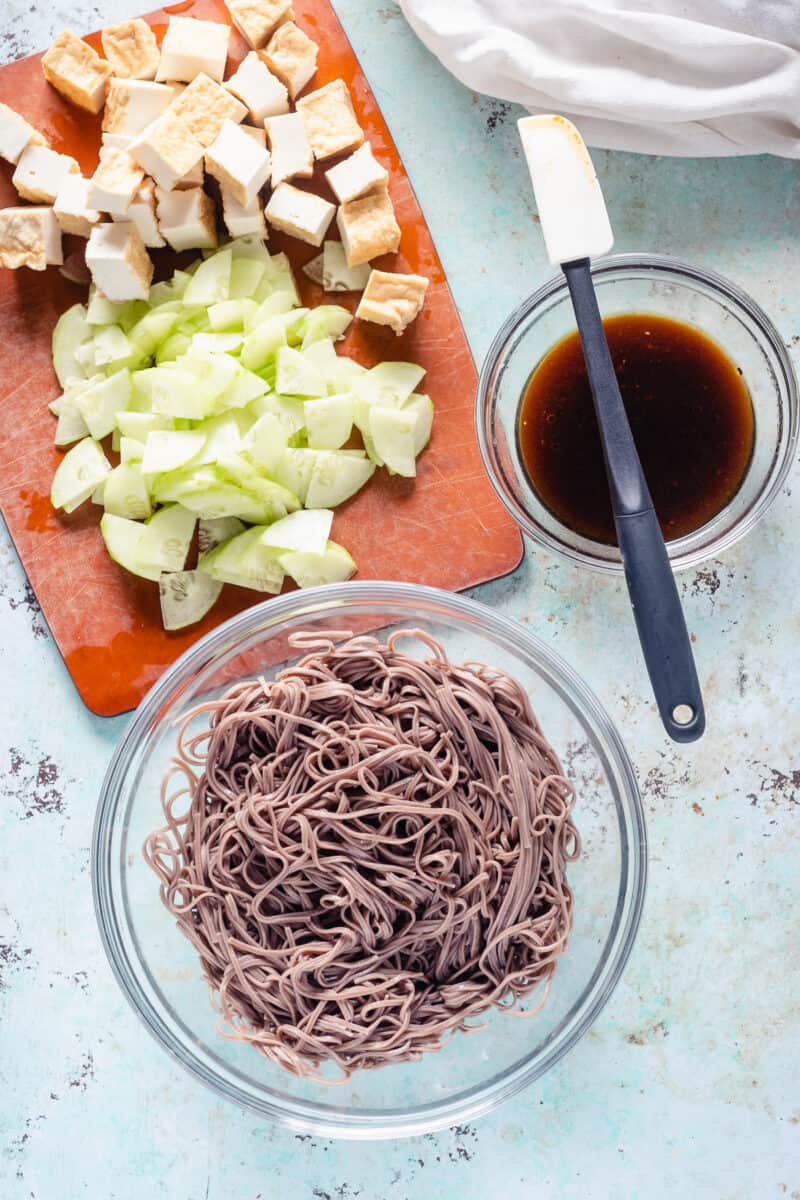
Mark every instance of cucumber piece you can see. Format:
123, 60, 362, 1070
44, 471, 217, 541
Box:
183, 248, 232, 306
278, 540, 356, 588
218, 452, 299, 519
240, 313, 291, 370
190, 331, 244, 355
51, 437, 112, 513
243, 412, 289, 473
229, 256, 267, 300
111, 429, 121, 453
102, 462, 153, 520
304, 450, 375, 509
302, 336, 338, 375
116, 411, 175, 440
52, 304, 91, 388
142, 504, 196, 573
245, 292, 299, 332
197, 515, 245, 555
100, 513, 158, 581
369, 406, 418, 477
159, 569, 223, 630
86, 292, 141, 327
260, 508, 333, 556
215, 365, 269, 411
351, 394, 382, 465
353, 361, 425, 407
271, 448, 318, 504
54, 398, 90, 447
199, 526, 285, 593
193, 412, 246, 464
298, 304, 352, 347
149, 270, 191, 304
275, 345, 326, 397
155, 332, 192, 363
128, 310, 179, 357
90, 325, 134, 368
262, 252, 300, 305
141, 430, 206, 475
230, 235, 271, 264
150, 465, 225, 504
208, 299, 248, 331
173, 484, 274, 523
248, 393, 306, 437
75, 371, 132, 439
304, 392, 353, 450
134, 366, 217, 420
405, 392, 434, 455
91, 479, 107, 505
119, 436, 145, 463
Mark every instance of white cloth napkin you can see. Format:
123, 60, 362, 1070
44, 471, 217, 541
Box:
398, 0, 800, 156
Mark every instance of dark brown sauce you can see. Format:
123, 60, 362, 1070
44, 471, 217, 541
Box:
517, 313, 755, 545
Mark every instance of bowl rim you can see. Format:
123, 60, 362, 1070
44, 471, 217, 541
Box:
92, 580, 647, 1139
476, 252, 800, 575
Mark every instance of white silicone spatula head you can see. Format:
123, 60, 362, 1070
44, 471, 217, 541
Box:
518, 114, 614, 265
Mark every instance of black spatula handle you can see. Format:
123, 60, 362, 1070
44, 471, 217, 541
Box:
562, 257, 705, 743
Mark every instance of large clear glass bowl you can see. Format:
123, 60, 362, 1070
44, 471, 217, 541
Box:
476, 254, 798, 573
93, 582, 646, 1139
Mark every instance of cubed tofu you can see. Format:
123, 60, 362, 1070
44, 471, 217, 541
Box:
101, 19, 160, 80
101, 131, 133, 151
265, 182, 334, 246
102, 79, 175, 136
168, 73, 247, 147
54, 174, 101, 237
129, 114, 204, 191
265, 111, 312, 186
337, 187, 400, 266
356, 269, 428, 335
41, 30, 111, 114
240, 125, 267, 148
205, 120, 271, 206
0, 102, 45, 165
156, 186, 218, 251
86, 222, 153, 300
225, 0, 293, 50
225, 51, 289, 124
156, 17, 230, 84
296, 79, 363, 160
175, 161, 205, 189
12, 144, 80, 204
221, 188, 267, 238
87, 148, 145, 217
112, 177, 164, 247
325, 142, 388, 204
0, 206, 62, 270
260, 22, 317, 99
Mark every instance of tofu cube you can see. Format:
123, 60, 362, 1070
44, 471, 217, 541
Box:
356, 269, 428, 336
0, 102, 45, 165
54, 174, 101, 237
102, 79, 175, 136
337, 188, 400, 266
296, 79, 363, 160
175, 161, 205, 189
101, 19, 160, 80
168, 74, 247, 146
205, 120, 271, 206
240, 125, 267, 148
225, 0, 294, 50
325, 142, 388, 204
129, 114, 204, 191
156, 17, 230, 84
260, 22, 318, 99
225, 51, 289, 124
41, 30, 112, 114
101, 132, 133, 151
265, 111, 312, 186
12, 144, 80, 204
86, 222, 153, 300
0, 207, 62, 270
265, 182, 334, 247
113, 178, 164, 248
87, 148, 145, 217
156, 186, 218, 251
221, 188, 267, 238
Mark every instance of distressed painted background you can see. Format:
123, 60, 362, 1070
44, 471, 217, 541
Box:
1, 2, 799, 1197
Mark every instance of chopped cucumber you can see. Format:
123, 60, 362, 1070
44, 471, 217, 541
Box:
51, 438, 112, 513
197, 516, 245, 555
159, 569, 223, 630
305, 450, 375, 508
218, 452, 299, 519
183, 248, 232, 306
75, 371, 132, 439
102, 462, 153, 520
354, 361, 426, 407
116, 411, 175, 440
100, 513, 157, 581
229, 256, 267, 300
141, 430, 206, 475
243, 412, 289, 473
199, 526, 285, 593
52, 304, 91, 388
275, 345, 327, 397
141, 504, 196, 573
279, 540, 356, 587
404, 392, 434, 455
260, 508, 333, 556
369, 406, 418, 477
54, 399, 90, 447
298, 304, 353, 346
271, 448, 318, 504
119, 436, 145, 464
304, 392, 353, 450
90, 325, 134, 368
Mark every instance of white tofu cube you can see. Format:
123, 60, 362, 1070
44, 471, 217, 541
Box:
87, 148, 145, 217
12, 144, 80, 204
225, 52, 289, 125
296, 79, 363, 160
156, 186, 218, 251
221, 188, 267, 238
86, 222, 153, 300
265, 111, 312, 187
337, 187, 401, 266
41, 30, 111, 114
156, 17, 230, 84
102, 79, 175, 137
225, 0, 294, 50
54, 175, 101, 237
168, 74, 247, 146
356, 269, 429, 335
205, 120, 271, 206
102, 132, 133, 151
0, 102, 45, 165
240, 125, 267, 148
265, 182, 334, 247
175, 161, 205, 189
0, 207, 62, 270
113, 178, 164, 248
101, 19, 160, 80
325, 142, 388, 204
261, 22, 318, 99
129, 114, 204, 191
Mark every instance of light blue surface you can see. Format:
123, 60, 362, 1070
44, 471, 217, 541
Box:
2, 3, 799, 1196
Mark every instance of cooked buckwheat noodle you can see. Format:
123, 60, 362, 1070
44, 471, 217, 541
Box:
144, 630, 580, 1081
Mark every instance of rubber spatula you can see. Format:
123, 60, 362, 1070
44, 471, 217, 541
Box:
518, 114, 705, 743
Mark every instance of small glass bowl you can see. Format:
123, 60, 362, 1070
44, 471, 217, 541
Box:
476, 254, 799, 573
92, 582, 646, 1139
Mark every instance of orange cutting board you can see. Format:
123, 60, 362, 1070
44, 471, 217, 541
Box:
0, 0, 523, 716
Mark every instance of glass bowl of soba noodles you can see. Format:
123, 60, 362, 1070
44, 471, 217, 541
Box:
93, 581, 645, 1138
